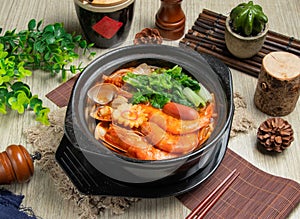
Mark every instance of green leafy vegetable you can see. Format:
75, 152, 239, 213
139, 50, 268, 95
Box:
183, 87, 205, 107
0, 19, 95, 125
123, 66, 203, 108
163, 65, 200, 91
198, 85, 212, 102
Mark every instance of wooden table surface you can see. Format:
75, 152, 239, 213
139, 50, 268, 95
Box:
1, 0, 299, 218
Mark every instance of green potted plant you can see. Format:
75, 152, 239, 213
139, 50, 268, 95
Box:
225, 1, 269, 59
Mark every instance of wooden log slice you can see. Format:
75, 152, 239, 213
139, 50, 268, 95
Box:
254, 51, 300, 116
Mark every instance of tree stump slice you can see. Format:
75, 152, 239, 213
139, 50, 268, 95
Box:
254, 51, 300, 116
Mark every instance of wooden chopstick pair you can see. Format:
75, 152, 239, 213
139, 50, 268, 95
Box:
185, 169, 239, 219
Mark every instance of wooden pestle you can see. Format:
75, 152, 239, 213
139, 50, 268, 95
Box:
0, 145, 41, 185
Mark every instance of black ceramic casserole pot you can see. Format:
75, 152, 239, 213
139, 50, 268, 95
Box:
57, 45, 234, 188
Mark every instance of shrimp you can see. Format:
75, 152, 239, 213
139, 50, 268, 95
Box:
103, 125, 176, 160
141, 104, 213, 135
141, 122, 199, 154
102, 68, 134, 87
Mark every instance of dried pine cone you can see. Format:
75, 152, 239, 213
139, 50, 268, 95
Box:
133, 28, 163, 45
257, 117, 294, 152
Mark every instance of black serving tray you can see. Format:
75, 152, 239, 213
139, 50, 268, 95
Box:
55, 134, 226, 198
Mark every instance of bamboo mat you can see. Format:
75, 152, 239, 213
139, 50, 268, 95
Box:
179, 9, 300, 77
46, 76, 300, 218
177, 149, 300, 218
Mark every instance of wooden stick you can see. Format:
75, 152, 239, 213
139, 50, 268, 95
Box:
186, 31, 225, 47
202, 9, 227, 22
196, 172, 240, 219
182, 37, 224, 54
194, 20, 225, 36
196, 17, 225, 31
198, 13, 226, 25
264, 38, 300, 56
185, 169, 239, 219
268, 30, 300, 50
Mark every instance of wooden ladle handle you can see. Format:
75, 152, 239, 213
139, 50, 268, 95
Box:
0, 145, 41, 185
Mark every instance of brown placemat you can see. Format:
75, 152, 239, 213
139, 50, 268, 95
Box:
177, 149, 300, 218
179, 9, 300, 77
46, 74, 79, 107
46, 76, 300, 218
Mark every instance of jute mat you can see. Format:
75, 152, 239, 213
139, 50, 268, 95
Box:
24, 107, 139, 219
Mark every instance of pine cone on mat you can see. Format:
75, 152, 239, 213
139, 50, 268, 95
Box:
257, 117, 294, 152
133, 28, 163, 45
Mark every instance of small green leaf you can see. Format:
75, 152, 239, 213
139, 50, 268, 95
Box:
33, 41, 46, 53
44, 51, 51, 61
28, 19, 36, 31
0, 75, 11, 85
70, 65, 76, 74
29, 95, 42, 108
0, 51, 8, 59
46, 35, 56, 44
0, 102, 7, 114
37, 20, 43, 30
43, 24, 55, 33
73, 35, 82, 42
87, 43, 94, 49
7, 91, 30, 114
35, 107, 50, 125
11, 82, 32, 97
89, 52, 96, 59
54, 23, 63, 30
62, 69, 67, 81
79, 40, 87, 48
53, 63, 61, 73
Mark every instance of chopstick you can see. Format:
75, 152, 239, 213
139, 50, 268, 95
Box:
185, 169, 239, 219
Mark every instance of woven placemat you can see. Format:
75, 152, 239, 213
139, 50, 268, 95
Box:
179, 9, 300, 77
45, 75, 300, 218
177, 150, 300, 218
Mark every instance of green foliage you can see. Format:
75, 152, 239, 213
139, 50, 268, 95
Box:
0, 19, 95, 81
0, 19, 95, 125
230, 1, 268, 36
